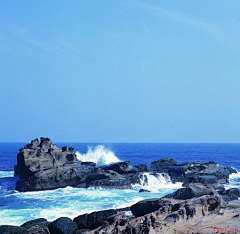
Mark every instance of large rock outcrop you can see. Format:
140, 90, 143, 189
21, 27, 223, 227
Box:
14, 138, 95, 192
151, 160, 237, 187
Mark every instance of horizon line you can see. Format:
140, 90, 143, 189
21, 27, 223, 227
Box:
0, 141, 240, 144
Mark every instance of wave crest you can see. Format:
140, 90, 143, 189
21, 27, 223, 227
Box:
76, 145, 120, 167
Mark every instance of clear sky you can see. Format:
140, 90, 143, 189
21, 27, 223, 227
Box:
0, 1, 240, 143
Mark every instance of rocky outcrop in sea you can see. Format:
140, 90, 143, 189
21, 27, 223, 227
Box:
3, 137, 239, 234
14, 138, 237, 192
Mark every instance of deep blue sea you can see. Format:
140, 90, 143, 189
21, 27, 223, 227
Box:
0, 143, 240, 226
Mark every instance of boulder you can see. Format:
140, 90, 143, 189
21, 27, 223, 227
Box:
14, 138, 95, 192
130, 198, 172, 217
21, 218, 49, 229
171, 183, 214, 200
27, 225, 49, 234
48, 217, 77, 234
223, 188, 240, 201
73, 209, 117, 230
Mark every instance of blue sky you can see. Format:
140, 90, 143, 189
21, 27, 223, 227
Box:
0, 0, 240, 142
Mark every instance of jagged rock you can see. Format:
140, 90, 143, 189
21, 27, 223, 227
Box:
21, 218, 49, 229
85, 168, 123, 185
171, 183, 214, 200
150, 158, 177, 171
183, 175, 219, 187
14, 138, 95, 192
27, 225, 50, 234
101, 161, 137, 174
0, 225, 27, 234
73, 209, 117, 230
85, 168, 133, 189
90, 195, 230, 234
48, 217, 77, 234
154, 161, 235, 185
134, 164, 149, 172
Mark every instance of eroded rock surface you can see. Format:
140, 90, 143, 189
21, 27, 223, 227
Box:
14, 138, 95, 192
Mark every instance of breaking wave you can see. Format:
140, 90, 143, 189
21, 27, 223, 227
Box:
226, 168, 240, 189
76, 145, 120, 167
132, 172, 182, 191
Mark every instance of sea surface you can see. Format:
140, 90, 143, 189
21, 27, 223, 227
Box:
0, 142, 240, 226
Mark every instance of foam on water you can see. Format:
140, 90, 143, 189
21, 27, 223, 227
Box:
0, 183, 180, 226
76, 145, 120, 167
0, 171, 14, 178
132, 172, 182, 191
225, 169, 240, 189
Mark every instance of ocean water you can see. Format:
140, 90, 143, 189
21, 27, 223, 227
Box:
0, 143, 240, 226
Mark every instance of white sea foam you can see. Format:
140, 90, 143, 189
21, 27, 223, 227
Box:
0, 171, 14, 178
132, 172, 182, 191
224, 168, 240, 189
0, 185, 179, 226
76, 145, 120, 167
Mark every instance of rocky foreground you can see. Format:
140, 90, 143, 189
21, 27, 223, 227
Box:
1, 138, 240, 234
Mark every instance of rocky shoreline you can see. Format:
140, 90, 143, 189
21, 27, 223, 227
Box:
1, 138, 240, 234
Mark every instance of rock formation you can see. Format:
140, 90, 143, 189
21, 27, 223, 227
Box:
2, 138, 240, 233
14, 138, 95, 192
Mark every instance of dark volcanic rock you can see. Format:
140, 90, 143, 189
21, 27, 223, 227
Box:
131, 198, 172, 217
14, 138, 95, 192
91, 195, 229, 234
48, 217, 77, 234
85, 168, 132, 189
73, 209, 117, 230
224, 188, 240, 201
154, 160, 234, 185
0, 225, 27, 234
134, 164, 149, 172
171, 183, 214, 200
102, 161, 137, 174
150, 158, 177, 170
183, 175, 219, 186
139, 189, 150, 193
81, 162, 96, 167
21, 218, 49, 229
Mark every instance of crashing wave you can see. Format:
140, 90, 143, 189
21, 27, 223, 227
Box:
76, 145, 120, 167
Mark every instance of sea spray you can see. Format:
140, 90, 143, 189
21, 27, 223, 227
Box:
76, 145, 120, 167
